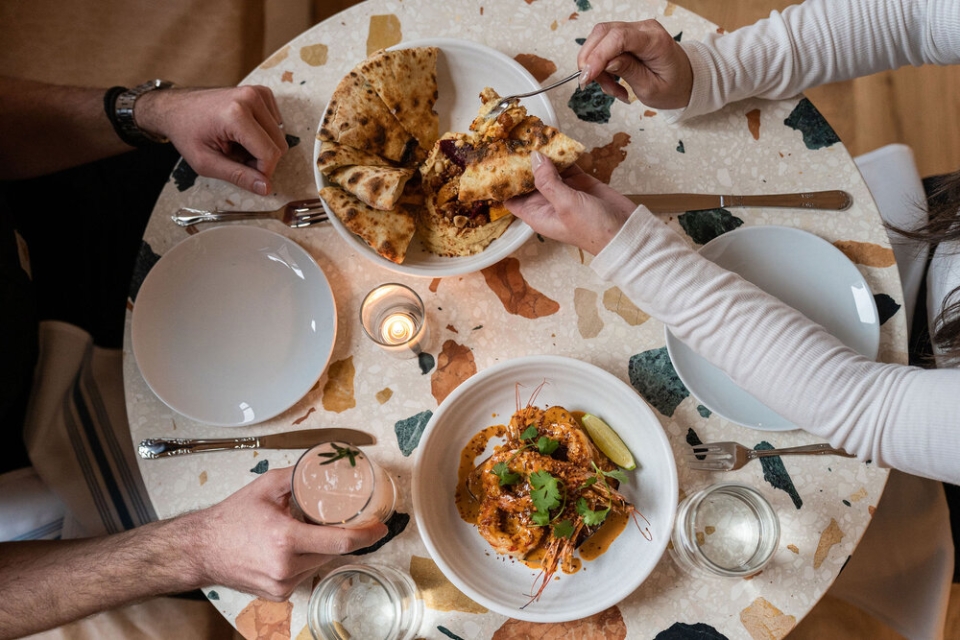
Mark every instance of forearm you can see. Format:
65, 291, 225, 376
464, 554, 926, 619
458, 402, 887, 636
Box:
675, 0, 960, 120
591, 209, 960, 484
0, 77, 134, 180
0, 515, 203, 638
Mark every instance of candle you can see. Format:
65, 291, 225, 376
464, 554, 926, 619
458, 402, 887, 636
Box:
360, 283, 429, 358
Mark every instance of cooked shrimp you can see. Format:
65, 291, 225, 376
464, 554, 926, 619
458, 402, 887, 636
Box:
477, 495, 544, 556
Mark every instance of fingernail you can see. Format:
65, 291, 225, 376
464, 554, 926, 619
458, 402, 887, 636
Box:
530, 150, 544, 171
254, 180, 268, 195
579, 65, 591, 88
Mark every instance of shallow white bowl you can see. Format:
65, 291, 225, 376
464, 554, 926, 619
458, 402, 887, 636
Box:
314, 37, 553, 277
413, 355, 678, 623
132, 226, 336, 426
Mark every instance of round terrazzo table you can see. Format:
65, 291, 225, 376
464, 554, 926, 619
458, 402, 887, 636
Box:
123, 1, 905, 637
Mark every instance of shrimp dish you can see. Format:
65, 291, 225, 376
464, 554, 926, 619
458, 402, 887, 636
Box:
454, 385, 649, 605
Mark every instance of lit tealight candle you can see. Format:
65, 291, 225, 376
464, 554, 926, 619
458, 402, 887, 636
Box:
381, 312, 416, 345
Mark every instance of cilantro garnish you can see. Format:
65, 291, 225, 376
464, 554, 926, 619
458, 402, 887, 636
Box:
576, 497, 611, 527
553, 519, 575, 539
529, 469, 563, 526
491, 461, 521, 486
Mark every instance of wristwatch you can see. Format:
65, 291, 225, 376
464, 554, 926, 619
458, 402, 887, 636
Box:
113, 79, 174, 146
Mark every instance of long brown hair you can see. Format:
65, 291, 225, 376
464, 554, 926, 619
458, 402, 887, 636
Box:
893, 170, 960, 362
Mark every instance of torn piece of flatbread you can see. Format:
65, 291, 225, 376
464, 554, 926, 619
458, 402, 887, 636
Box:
328, 164, 416, 211
320, 186, 416, 264
316, 140, 392, 176
318, 71, 419, 165
358, 46, 440, 152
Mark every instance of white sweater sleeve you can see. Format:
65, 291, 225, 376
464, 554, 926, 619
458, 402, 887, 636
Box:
670, 0, 960, 121
591, 209, 960, 484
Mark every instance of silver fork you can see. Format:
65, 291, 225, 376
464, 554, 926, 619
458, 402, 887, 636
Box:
484, 70, 582, 121
171, 198, 328, 228
686, 441, 855, 471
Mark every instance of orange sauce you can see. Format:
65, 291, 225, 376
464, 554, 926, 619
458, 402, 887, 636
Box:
454, 423, 505, 523
578, 508, 630, 561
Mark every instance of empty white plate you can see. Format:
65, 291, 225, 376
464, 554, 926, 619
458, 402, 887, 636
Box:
132, 226, 336, 426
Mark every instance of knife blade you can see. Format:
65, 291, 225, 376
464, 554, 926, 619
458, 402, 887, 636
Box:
138, 428, 376, 459
625, 190, 852, 213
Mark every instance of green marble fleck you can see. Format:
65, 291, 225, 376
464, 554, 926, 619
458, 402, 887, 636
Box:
673, 32, 683, 43
784, 98, 840, 149
395, 410, 433, 456
842, 499, 851, 507
874, 293, 901, 325
575, 37, 586, 45
574, 0, 592, 11
418, 352, 435, 374
655, 621, 728, 639
284, 134, 300, 148
172, 159, 197, 192
250, 460, 269, 474
756, 441, 803, 508
685, 428, 704, 447
628, 348, 689, 417
676, 140, 685, 153
569, 82, 614, 124
439, 627, 466, 640
696, 404, 712, 418
353, 511, 409, 554
207, 590, 219, 600
678, 209, 744, 245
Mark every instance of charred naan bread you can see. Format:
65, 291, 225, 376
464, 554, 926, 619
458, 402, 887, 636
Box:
328, 164, 416, 211
318, 71, 419, 165
316, 140, 392, 176
320, 186, 417, 264
418, 88, 584, 256
358, 47, 440, 153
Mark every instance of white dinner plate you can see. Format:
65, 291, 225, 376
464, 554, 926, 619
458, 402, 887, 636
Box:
132, 226, 336, 426
665, 225, 880, 431
413, 355, 678, 623
314, 37, 553, 277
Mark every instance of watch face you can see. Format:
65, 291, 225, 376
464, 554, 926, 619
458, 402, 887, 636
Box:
114, 80, 173, 145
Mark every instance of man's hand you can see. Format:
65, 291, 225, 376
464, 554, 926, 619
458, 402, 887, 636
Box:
137, 85, 289, 195
577, 20, 694, 109
187, 467, 388, 601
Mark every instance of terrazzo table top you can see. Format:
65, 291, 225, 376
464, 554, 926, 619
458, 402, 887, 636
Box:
123, 1, 906, 638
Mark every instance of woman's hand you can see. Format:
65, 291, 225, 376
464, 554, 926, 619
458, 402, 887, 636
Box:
506, 151, 635, 256
578, 20, 694, 109
137, 85, 289, 195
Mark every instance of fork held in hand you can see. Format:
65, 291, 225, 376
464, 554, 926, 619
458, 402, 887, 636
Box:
484, 70, 582, 120
171, 198, 328, 228
686, 441, 855, 471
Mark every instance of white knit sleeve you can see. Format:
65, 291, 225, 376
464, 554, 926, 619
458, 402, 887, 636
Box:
667, 0, 960, 121
591, 208, 960, 484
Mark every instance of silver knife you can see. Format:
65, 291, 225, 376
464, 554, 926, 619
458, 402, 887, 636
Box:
138, 428, 376, 459
625, 190, 852, 213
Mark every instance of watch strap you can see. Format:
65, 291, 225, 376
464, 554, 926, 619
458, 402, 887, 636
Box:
107, 79, 174, 147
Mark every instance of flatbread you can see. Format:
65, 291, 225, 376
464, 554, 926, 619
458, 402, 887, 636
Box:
328, 164, 415, 211
359, 47, 440, 152
320, 186, 416, 264
318, 71, 419, 165
457, 115, 584, 203
316, 140, 391, 176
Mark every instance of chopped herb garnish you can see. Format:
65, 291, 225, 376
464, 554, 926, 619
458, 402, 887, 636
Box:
317, 443, 362, 467
576, 497, 611, 527
529, 470, 562, 526
553, 519, 575, 539
536, 436, 560, 455
491, 461, 521, 486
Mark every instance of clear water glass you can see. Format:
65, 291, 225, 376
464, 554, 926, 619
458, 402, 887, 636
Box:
670, 482, 780, 577
308, 564, 423, 640
360, 283, 428, 358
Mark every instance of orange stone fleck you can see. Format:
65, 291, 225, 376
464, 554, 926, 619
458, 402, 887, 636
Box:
834, 240, 896, 267
514, 53, 557, 83
281, 70, 294, 83
746, 108, 762, 140
322, 357, 356, 412
576, 132, 631, 184
481, 258, 559, 319
813, 517, 844, 569
409, 555, 488, 613
740, 597, 796, 640
235, 598, 293, 640
260, 45, 290, 70
431, 340, 477, 404
299, 43, 328, 67
575, 287, 603, 338
367, 14, 402, 55
494, 606, 627, 638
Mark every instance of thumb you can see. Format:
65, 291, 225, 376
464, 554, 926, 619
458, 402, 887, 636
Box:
529, 150, 567, 204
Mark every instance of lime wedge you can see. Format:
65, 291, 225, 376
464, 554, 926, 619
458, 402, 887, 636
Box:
581, 413, 636, 470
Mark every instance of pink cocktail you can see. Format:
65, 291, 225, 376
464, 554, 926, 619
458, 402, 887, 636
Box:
292, 441, 396, 527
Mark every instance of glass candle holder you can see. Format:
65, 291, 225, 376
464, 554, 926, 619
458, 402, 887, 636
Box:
670, 482, 780, 578
291, 441, 396, 528
360, 283, 428, 359
308, 563, 423, 640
